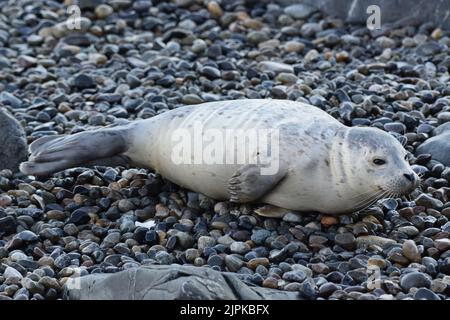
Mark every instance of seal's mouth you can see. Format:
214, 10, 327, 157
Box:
353, 173, 422, 213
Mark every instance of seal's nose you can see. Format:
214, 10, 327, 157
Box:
403, 172, 414, 182
403, 172, 419, 188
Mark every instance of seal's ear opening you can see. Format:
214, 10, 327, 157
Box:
20, 128, 130, 176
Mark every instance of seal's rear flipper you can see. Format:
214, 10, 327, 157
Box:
20, 128, 130, 176
28, 135, 63, 153
227, 164, 287, 203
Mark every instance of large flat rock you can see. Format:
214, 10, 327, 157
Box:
63, 265, 301, 300
0, 108, 27, 172
282, 0, 450, 29
416, 123, 450, 166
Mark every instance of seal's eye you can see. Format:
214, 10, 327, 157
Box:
404, 154, 409, 160
373, 159, 386, 165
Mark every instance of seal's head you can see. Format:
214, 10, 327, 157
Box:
333, 127, 419, 210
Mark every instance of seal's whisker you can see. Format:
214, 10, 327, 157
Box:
349, 188, 383, 200
353, 194, 376, 211
401, 139, 407, 147
352, 192, 381, 208
360, 190, 389, 211
419, 180, 425, 189
354, 189, 387, 212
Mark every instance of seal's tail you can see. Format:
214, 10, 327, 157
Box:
20, 128, 131, 176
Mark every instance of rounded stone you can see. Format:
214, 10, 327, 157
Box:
400, 272, 432, 292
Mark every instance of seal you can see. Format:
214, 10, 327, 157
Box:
20, 99, 419, 215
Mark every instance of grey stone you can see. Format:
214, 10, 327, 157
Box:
15, 230, 38, 242
335, 233, 356, 251
284, 4, 317, 19
4, 266, 23, 279
433, 122, 450, 136
0, 92, 22, 108
414, 288, 441, 300
63, 265, 301, 300
0, 108, 27, 172
414, 194, 443, 210
282, 270, 307, 282
224, 255, 244, 272
400, 272, 431, 291
251, 229, 271, 245
230, 241, 250, 254
356, 235, 396, 248
0, 216, 17, 235
197, 236, 216, 252
257, 61, 294, 74
416, 132, 450, 166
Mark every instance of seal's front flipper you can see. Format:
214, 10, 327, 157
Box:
254, 205, 291, 218
227, 164, 286, 203
20, 128, 130, 176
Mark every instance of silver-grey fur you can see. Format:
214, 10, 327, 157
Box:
20, 99, 419, 215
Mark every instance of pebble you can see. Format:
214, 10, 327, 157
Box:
398, 226, 420, 236
414, 194, 443, 210
185, 248, 200, 262
95, 4, 114, 19
207, 1, 223, 17
230, 242, 250, 254
4, 267, 23, 280
257, 61, 294, 74
282, 270, 307, 282
284, 4, 316, 19
224, 255, 244, 272
304, 49, 320, 63
402, 240, 421, 262
251, 229, 271, 245
356, 236, 396, 248
197, 236, 216, 252
284, 41, 305, 53
68, 210, 90, 226
414, 288, 441, 300
0, 216, 17, 235
400, 272, 432, 292
0, 92, 22, 109
281, 211, 302, 222
247, 258, 270, 269
200, 66, 221, 80
71, 74, 96, 90
207, 254, 224, 268
319, 283, 339, 297
15, 231, 38, 242
335, 233, 356, 251
435, 239, 450, 251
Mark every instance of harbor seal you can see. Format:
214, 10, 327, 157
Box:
20, 99, 419, 215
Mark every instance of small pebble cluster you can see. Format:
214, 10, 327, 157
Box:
0, 0, 450, 300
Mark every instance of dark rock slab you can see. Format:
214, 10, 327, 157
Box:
63, 265, 301, 300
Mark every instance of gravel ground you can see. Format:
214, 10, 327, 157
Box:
0, 0, 450, 300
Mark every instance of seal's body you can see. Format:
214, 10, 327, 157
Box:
20, 99, 419, 215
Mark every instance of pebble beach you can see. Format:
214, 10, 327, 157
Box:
0, 0, 450, 300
